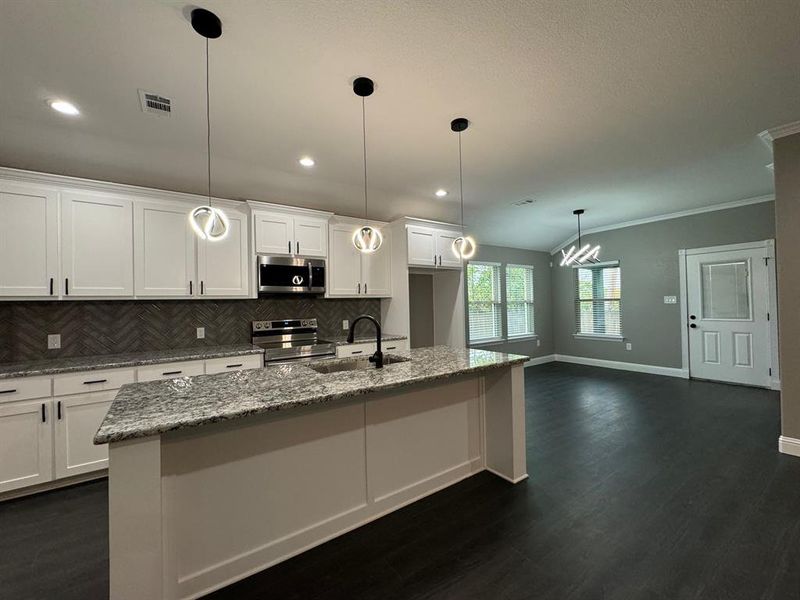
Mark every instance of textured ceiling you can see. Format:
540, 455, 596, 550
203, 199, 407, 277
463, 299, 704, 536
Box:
0, 0, 797, 250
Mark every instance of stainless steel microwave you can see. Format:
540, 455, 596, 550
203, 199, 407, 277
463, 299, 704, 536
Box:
257, 255, 325, 295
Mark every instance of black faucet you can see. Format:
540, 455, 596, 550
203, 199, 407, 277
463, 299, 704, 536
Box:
348, 314, 383, 368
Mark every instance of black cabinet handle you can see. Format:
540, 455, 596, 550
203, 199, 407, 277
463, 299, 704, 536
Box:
433, 253, 436, 264
386, 346, 396, 350
50, 277, 54, 295
200, 281, 205, 295
57, 401, 62, 420
189, 280, 193, 295
226, 363, 243, 368
351, 351, 363, 355
41, 404, 46, 423
296, 241, 299, 254
163, 370, 182, 376
288, 241, 291, 253
438, 255, 442, 266
357, 283, 361, 294
83, 379, 108, 385
0, 389, 17, 394
364, 283, 368, 294
65, 278, 69, 295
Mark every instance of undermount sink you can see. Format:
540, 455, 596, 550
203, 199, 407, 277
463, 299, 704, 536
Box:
309, 354, 410, 374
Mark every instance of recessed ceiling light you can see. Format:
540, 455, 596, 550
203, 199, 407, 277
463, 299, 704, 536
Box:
298, 156, 315, 168
49, 99, 80, 116
435, 189, 448, 198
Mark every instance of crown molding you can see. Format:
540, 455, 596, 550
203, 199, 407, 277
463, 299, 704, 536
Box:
549, 194, 775, 255
758, 119, 800, 148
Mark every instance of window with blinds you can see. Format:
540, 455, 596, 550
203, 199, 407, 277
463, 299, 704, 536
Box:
467, 262, 502, 342
506, 264, 534, 337
575, 262, 622, 337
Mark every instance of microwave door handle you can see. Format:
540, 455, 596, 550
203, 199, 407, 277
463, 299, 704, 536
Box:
308, 262, 313, 290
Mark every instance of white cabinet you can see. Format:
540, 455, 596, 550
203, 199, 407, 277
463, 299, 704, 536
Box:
328, 222, 391, 297
407, 225, 462, 269
198, 202, 249, 297
335, 338, 408, 358
54, 391, 114, 478
134, 201, 196, 297
0, 182, 59, 297
253, 208, 329, 258
0, 400, 53, 493
61, 191, 134, 297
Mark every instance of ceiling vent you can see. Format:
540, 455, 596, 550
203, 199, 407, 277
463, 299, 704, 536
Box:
512, 199, 534, 206
138, 90, 172, 116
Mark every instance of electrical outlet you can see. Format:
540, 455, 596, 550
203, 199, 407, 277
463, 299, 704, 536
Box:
625, 342, 632, 351
536, 339, 541, 347
196, 327, 205, 339
664, 296, 677, 304
47, 334, 61, 350
342, 320, 349, 330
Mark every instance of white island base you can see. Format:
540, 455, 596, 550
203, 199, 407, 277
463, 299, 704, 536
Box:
109, 365, 526, 600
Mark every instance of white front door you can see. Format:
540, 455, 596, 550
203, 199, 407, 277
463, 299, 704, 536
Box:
686, 246, 770, 387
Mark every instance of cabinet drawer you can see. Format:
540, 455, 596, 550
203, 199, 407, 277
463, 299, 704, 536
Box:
0, 377, 52, 404
137, 360, 205, 382
205, 354, 263, 375
336, 342, 376, 358
53, 368, 135, 396
383, 339, 408, 352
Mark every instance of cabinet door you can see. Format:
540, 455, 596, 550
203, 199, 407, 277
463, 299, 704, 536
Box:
436, 230, 463, 269
0, 400, 53, 493
294, 216, 328, 257
198, 204, 249, 297
328, 224, 361, 296
407, 225, 437, 267
0, 182, 59, 297
134, 201, 196, 297
254, 211, 293, 255
61, 192, 134, 297
363, 227, 392, 297
54, 391, 113, 479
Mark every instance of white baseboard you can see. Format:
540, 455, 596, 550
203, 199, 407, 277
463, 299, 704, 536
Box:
524, 354, 556, 367
779, 436, 800, 458
553, 354, 689, 379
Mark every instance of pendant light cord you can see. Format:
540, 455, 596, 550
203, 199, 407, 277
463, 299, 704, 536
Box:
458, 131, 464, 231
205, 37, 212, 202
362, 96, 368, 220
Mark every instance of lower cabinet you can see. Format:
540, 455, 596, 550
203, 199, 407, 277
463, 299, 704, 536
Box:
54, 391, 115, 479
0, 400, 53, 494
336, 339, 408, 358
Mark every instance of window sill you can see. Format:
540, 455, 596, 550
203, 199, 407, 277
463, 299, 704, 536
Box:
507, 334, 538, 342
468, 338, 506, 346
573, 333, 624, 342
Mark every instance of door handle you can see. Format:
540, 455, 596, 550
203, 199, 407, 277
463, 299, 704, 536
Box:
288, 241, 292, 254
689, 323, 697, 329
50, 277, 54, 295
65, 278, 69, 295
689, 315, 696, 320
357, 282, 361, 294
438, 255, 442, 266
189, 280, 193, 295
200, 281, 205, 295
364, 283, 368, 294
296, 241, 299, 254
41, 403, 46, 423
57, 401, 62, 420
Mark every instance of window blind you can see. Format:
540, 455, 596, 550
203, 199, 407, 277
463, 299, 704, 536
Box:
506, 264, 534, 337
574, 262, 622, 336
467, 262, 502, 342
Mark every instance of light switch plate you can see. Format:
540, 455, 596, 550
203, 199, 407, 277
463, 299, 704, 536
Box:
342, 320, 349, 330
196, 327, 205, 339
664, 296, 677, 304
48, 334, 61, 349
625, 342, 632, 351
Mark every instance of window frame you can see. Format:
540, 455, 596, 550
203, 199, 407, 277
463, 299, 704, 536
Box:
466, 261, 504, 343
505, 263, 536, 340
573, 260, 624, 341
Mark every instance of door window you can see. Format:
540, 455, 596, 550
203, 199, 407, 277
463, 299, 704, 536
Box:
700, 260, 751, 320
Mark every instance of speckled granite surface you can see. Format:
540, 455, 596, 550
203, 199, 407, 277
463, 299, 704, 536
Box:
328, 334, 407, 346
0, 345, 264, 380
94, 346, 527, 444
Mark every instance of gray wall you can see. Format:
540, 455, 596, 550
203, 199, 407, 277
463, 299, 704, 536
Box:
552, 202, 776, 368
409, 274, 435, 348
774, 133, 800, 439
464, 244, 554, 359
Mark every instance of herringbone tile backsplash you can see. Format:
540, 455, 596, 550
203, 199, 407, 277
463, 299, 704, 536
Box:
0, 298, 381, 363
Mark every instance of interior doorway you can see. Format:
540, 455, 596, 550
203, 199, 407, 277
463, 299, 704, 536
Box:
679, 240, 778, 388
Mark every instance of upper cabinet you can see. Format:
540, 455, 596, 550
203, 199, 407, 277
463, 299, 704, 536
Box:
134, 200, 196, 297
61, 191, 134, 297
197, 201, 250, 297
327, 220, 391, 298
407, 224, 462, 269
0, 182, 58, 297
252, 204, 330, 258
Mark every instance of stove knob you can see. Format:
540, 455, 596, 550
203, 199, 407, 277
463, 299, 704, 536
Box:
255, 323, 263, 330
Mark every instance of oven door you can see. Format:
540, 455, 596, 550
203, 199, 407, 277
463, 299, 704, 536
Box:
257, 256, 325, 294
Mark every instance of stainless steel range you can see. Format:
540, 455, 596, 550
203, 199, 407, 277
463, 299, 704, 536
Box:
251, 318, 335, 365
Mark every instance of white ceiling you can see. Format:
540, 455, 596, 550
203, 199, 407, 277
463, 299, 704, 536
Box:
1, 0, 797, 250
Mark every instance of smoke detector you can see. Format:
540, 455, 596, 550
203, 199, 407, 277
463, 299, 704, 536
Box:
138, 90, 172, 116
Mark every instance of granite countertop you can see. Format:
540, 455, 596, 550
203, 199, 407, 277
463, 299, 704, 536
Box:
0, 345, 264, 380
94, 346, 527, 445
328, 333, 407, 346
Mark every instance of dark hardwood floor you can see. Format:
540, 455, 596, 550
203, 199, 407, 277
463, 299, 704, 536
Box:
2, 363, 799, 600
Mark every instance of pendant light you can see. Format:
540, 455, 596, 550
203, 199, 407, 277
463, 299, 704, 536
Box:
559, 209, 600, 266
189, 8, 229, 242
451, 117, 476, 260
352, 76, 383, 253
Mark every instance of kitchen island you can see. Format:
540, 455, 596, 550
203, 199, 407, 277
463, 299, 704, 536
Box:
96, 346, 528, 600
